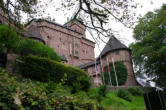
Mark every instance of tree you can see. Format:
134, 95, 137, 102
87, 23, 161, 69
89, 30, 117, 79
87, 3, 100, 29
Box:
0, 0, 37, 27
0, 25, 20, 52
0, 0, 137, 38
130, 4, 166, 89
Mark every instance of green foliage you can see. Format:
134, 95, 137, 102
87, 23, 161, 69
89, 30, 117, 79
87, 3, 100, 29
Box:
128, 88, 143, 96
16, 38, 61, 61
20, 55, 91, 92
98, 85, 107, 97
102, 92, 146, 110
0, 25, 20, 52
117, 89, 132, 102
87, 86, 107, 102
130, 4, 166, 89
103, 62, 127, 86
0, 68, 19, 110
97, 85, 107, 102
0, 68, 146, 110
87, 88, 146, 110
71, 76, 91, 93
0, 68, 106, 110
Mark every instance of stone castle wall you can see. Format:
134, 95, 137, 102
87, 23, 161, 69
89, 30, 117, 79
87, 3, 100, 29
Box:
26, 20, 95, 66
86, 49, 139, 86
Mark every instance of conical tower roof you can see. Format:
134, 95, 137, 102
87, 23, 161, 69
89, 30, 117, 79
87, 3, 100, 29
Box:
99, 36, 130, 57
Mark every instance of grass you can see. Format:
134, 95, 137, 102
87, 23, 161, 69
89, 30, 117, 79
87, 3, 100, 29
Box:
101, 92, 146, 110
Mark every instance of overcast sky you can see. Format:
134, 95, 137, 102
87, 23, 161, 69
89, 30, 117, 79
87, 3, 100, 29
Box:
24, 0, 166, 57
91, 0, 166, 57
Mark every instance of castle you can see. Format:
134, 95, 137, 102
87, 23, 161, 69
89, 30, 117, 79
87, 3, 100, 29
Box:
25, 19, 139, 87
0, 10, 139, 87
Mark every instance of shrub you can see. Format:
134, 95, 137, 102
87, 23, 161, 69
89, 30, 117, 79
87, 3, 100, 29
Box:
72, 82, 81, 93
87, 86, 107, 102
98, 85, 107, 97
16, 38, 61, 61
88, 88, 99, 99
71, 76, 91, 93
0, 68, 105, 110
128, 87, 143, 96
20, 55, 91, 91
0, 68, 19, 109
117, 89, 132, 102
0, 25, 20, 52
96, 85, 107, 102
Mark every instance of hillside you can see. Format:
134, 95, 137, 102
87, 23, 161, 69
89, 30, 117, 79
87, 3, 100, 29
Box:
0, 68, 146, 110
0, 25, 146, 110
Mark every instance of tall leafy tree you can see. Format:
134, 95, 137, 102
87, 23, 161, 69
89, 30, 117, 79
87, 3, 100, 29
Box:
0, 0, 37, 26
0, 0, 137, 37
130, 4, 166, 89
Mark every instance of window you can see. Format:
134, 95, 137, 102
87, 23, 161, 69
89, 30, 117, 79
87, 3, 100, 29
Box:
69, 43, 72, 55
73, 38, 79, 57
85, 50, 88, 54
75, 43, 79, 48
0, 20, 2, 24
75, 50, 78, 54
115, 51, 120, 55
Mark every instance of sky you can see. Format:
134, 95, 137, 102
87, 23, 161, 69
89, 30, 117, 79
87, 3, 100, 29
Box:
23, 0, 166, 57
92, 0, 166, 57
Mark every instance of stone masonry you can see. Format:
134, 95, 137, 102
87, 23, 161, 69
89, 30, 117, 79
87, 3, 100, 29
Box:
26, 19, 95, 66
78, 36, 139, 87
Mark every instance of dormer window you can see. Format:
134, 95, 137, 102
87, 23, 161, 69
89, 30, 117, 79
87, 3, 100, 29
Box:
115, 51, 120, 55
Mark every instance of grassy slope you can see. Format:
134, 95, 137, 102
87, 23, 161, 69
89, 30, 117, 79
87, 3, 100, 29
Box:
0, 69, 146, 110
101, 92, 146, 110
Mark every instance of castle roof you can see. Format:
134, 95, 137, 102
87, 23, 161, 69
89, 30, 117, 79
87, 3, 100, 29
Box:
82, 37, 95, 44
26, 25, 45, 44
99, 36, 130, 57
25, 19, 83, 35
78, 36, 130, 69
64, 18, 85, 26
77, 60, 99, 69
26, 19, 95, 44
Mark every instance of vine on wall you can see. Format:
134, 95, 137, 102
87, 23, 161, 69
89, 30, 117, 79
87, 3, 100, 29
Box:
102, 62, 127, 86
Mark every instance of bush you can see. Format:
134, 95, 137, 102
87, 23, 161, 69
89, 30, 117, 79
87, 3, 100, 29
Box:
20, 55, 91, 91
0, 68, 19, 109
16, 38, 61, 61
117, 89, 132, 102
128, 88, 143, 96
87, 86, 107, 102
72, 76, 91, 93
98, 85, 107, 97
0, 25, 20, 52
0, 68, 105, 110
